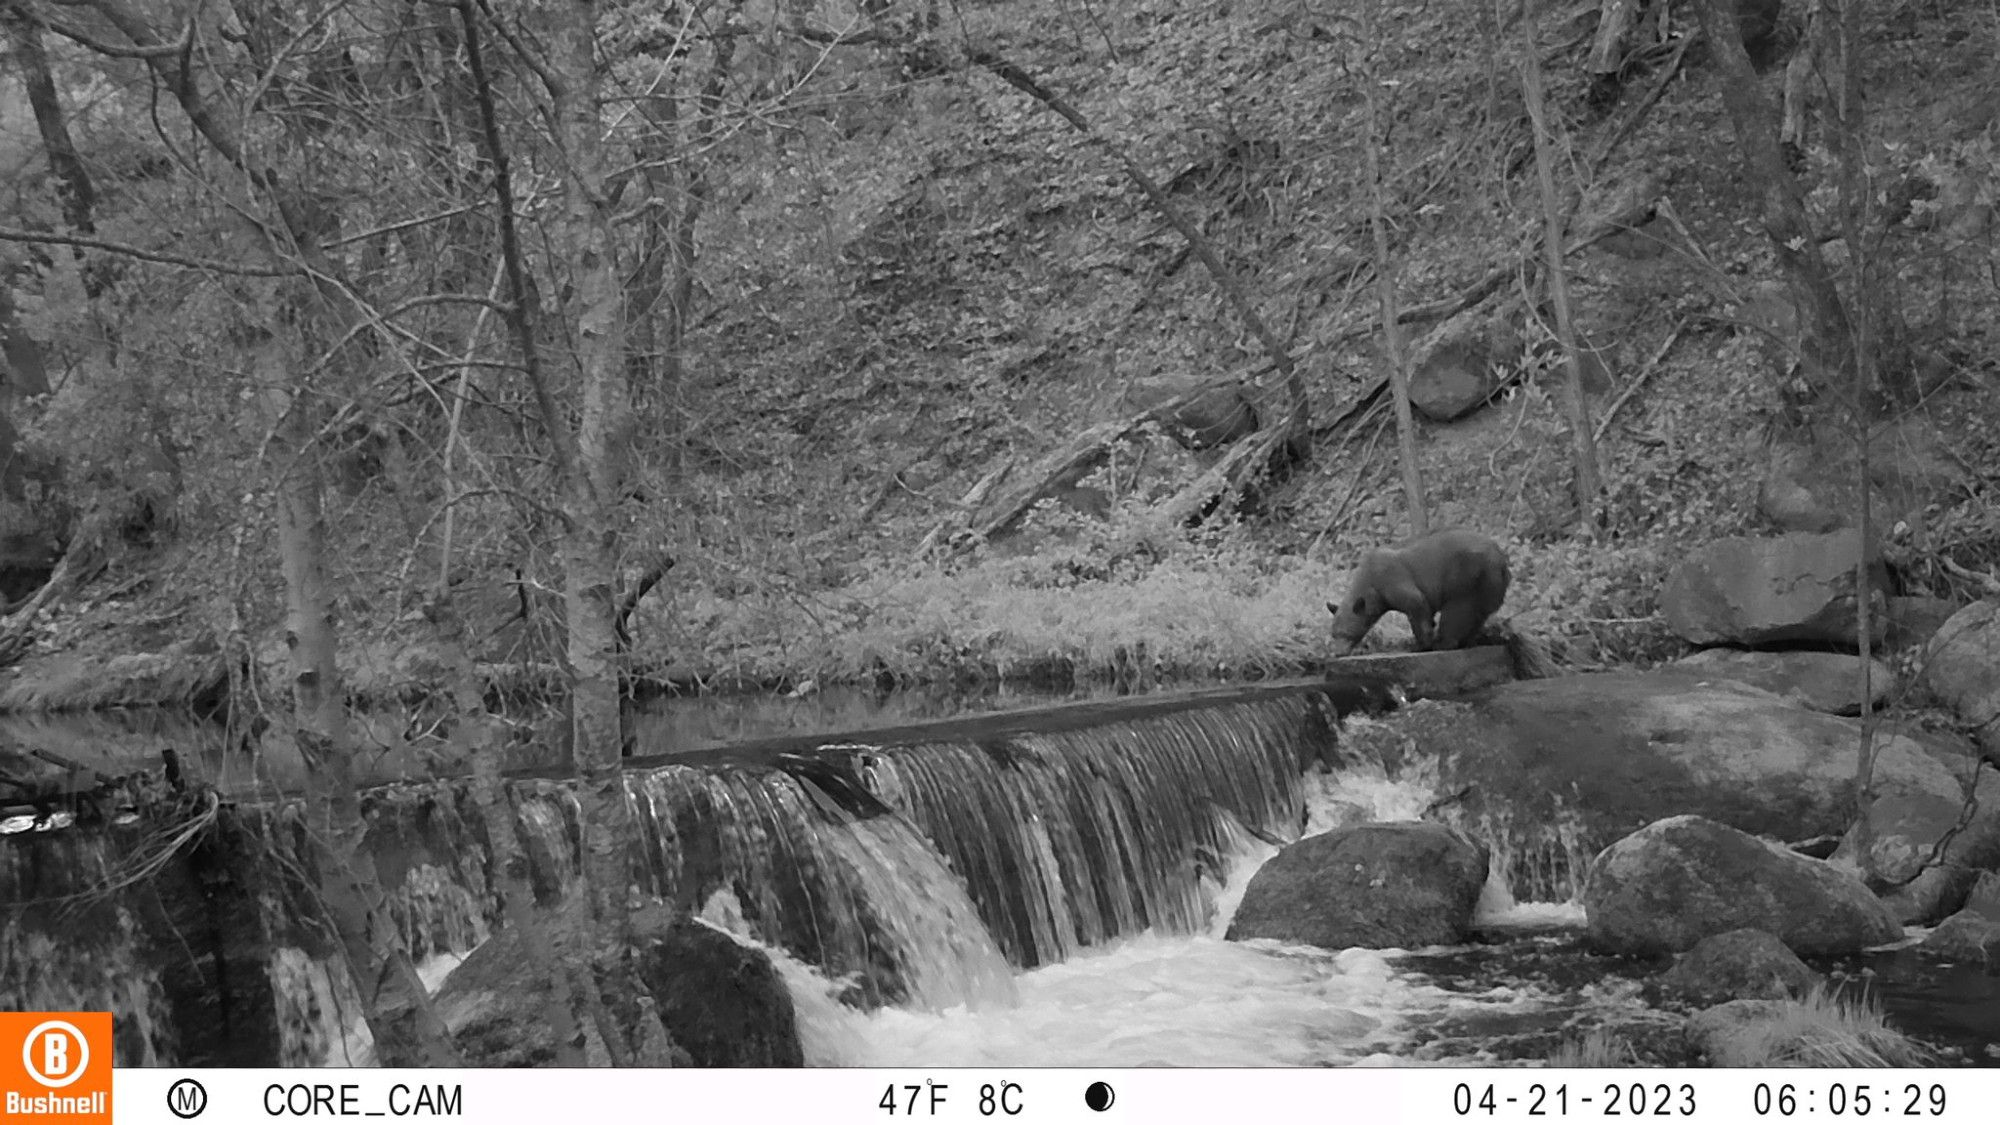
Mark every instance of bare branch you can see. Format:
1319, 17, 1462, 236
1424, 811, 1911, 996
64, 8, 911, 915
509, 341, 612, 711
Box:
37, 9, 192, 59
0, 225, 294, 275
457, 0, 579, 490
320, 204, 487, 250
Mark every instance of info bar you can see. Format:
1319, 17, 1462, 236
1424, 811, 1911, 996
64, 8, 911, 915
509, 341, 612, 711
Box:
105, 1068, 1990, 1125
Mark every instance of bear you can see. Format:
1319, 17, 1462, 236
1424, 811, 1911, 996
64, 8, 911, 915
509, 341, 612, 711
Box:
1326, 527, 1510, 653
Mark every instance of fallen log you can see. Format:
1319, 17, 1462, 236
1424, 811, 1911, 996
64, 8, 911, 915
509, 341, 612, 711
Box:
924, 370, 1288, 554
0, 546, 104, 668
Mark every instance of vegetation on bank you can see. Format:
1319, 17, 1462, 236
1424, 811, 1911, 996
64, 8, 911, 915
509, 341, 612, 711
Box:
1544, 985, 1933, 1068
0, 505, 1683, 705
5, 4, 1995, 713
1691, 986, 1934, 1068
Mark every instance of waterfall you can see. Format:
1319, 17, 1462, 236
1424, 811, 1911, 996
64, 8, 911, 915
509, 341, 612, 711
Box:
1314, 709, 1597, 904
615, 766, 1017, 1012
0, 827, 196, 1066
1444, 802, 1597, 905
835, 695, 1317, 967
3, 683, 1347, 1063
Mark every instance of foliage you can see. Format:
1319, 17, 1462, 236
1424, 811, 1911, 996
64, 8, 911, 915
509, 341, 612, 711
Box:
1545, 1027, 1638, 1068
1698, 985, 1933, 1068
5, 0, 2000, 700
643, 507, 1348, 687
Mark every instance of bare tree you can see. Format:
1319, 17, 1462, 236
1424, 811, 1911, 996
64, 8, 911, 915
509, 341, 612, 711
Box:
1687, 0, 1856, 394
4, 3, 97, 240
1828, 0, 1880, 838
1518, 0, 1603, 522
1357, 2, 1429, 536
45, 0, 463, 1064
456, 0, 678, 1064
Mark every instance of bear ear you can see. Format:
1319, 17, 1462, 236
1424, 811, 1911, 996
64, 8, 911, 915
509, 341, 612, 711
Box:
1325, 601, 1338, 616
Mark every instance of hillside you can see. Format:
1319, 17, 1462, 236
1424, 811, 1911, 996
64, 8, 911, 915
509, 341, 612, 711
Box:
2, 0, 1997, 703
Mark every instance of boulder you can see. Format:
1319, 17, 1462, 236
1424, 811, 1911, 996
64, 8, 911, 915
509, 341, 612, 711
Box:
1684, 1000, 1787, 1066
1684, 997, 1928, 1066
1583, 815, 1901, 956
1921, 601, 2000, 764
433, 927, 619, 1067
1393, 673, 1965, 901
1672, 648, 1895, 716
1045, 484, 1110, 520
436, 914, 800, 1067
1918, 871, 2000, 966
1755, 425, 1960, 537
635, 917, 804, 1067
1757, 443, 1843, 534
1662, 530, 1888, 647
1130, 374, 1258, 450
1226, 821, 1488, 950
1406, 302, 1523, 422
1653, 929, 1821, 1006
1835, 765, 2000, 921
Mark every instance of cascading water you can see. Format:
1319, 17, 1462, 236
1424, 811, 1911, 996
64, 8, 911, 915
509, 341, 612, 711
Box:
1320, 709, 1600, 904
835, 695, 1316, 967
2, 681, 1653, 1067
296, 689, 1343, 1059
616, 765, 1017, 1012
759, 741, 1588, 1067
0, 884, 173, 1065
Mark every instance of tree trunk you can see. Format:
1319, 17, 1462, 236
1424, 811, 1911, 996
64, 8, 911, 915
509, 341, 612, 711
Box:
69, 0, 465, 1066
1687, 0, 1855, 391
458, 0, 677, 1065
627, 35, 731, 414
267, 351, 461, 1066
5, 4, 98, 238
1831, 0, 1878, 838
1359, 4, 1430, 537
0, 400, 25, 502
376, 420, 589, 1065
536, 0, 640, 939
1520, 0, 1604, 521
429, 590, 589, 1065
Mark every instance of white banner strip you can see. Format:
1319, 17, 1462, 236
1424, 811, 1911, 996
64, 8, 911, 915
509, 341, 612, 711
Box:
109, 1067, 1988, 1125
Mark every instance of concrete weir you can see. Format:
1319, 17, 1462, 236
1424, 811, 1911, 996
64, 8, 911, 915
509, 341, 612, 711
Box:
1, 646, 1513, 1064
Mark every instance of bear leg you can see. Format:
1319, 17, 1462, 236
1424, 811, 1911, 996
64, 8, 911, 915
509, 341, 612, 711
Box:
1433, 598, 1487, 650
1406, 608, 1438, 650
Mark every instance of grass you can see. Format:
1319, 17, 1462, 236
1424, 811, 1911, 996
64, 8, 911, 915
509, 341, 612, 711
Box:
631, 504, 1695, 691
1694, 985, 1933, 1068
643, 514, 1359, 689
1546, 1028, 1640, 1068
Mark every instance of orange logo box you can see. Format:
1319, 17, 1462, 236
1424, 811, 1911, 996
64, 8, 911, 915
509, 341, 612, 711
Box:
0, 1013, 113, 1124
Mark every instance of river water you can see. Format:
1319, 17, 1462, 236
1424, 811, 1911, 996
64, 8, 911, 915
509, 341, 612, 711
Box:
713, 765, 1666, 1068
6, 692, 1997, 1067
712, 752, 1997, 1068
